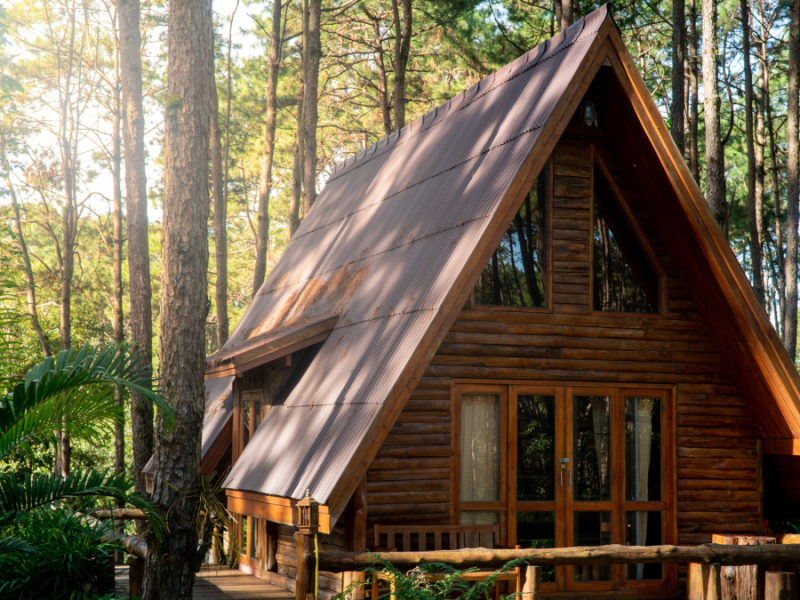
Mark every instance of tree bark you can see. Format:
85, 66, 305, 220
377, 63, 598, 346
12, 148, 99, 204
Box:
560, 0, 573, 30
766, 68, 786, 330
210, 62, 227, 347
688, 0, 700, 181
0, 138, 52, 358
252, 0, 283, 297
671, 0, 685, 154
142, 0, 212, 592
119, 0, 154, 497
303, 0, 321, 214
742, 0, 763, 303
363, 6, 391, 137
785, 0, 800, 360
289, 69, 304, 236
391, 0, 412, 131
701, 0, 725, 231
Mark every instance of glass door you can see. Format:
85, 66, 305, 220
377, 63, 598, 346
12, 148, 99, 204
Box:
509, 386, 564, 591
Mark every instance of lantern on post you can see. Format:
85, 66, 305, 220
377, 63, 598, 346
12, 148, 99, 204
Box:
297, 489, 320, 535
582, 99, 599, 127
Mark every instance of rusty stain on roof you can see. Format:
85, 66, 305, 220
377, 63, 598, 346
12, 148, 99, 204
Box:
222, 7, 609, 505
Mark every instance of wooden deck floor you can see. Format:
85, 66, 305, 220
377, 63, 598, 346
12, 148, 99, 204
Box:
115, 564, 295, 599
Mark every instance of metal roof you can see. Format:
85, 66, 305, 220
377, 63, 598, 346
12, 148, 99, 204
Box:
222, 6, 610, 506
144, 376, 233, 475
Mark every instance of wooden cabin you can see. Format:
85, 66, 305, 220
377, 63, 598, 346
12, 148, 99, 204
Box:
199, 6, 800, 599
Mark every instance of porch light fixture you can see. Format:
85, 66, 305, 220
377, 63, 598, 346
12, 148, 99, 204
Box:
583, 99, 599, 127
297, 489, 320, 534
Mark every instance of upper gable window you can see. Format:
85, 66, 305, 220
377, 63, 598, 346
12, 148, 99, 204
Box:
592, 160, 659, 314
475, 166, 549, 308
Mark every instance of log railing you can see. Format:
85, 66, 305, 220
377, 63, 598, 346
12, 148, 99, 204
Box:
295, 543, 800, 600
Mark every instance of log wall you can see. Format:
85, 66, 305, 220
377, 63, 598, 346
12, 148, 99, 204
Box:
365, 126, 763, 572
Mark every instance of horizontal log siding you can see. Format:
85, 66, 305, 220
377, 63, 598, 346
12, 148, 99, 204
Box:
366, 131, 762, 554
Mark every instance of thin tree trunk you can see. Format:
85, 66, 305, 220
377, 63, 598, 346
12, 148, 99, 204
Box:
119, 0, 153, 500
688, 0, 700, 180
702, 0, 725, 230
289, 69, 304, 236
785, 0, 800, 360
766, 74, 786, 329
560, 0, 572, 30
0, 139, 52, 357
303, 0, 321, 214
364, 6, 391, 136
211, 61, 228, 347
742, 0, 764, 303
554, 0, 562, 32
110, 33, 126, 565
252, 0, 283, 297
142, 0, 212, 592
671, 0, 685, 153
391, 0, 411, 131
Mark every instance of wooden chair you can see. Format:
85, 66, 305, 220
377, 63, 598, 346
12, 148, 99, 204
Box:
370, 524, 520, 600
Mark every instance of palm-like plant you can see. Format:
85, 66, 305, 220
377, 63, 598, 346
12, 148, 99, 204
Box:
0, 343, 173, 523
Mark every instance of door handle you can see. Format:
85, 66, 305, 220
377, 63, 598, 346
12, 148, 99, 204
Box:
569, 469, 572, 487
560, 470, 563, 486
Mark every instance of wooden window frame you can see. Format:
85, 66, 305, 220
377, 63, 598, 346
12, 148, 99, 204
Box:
451, 380, 677, 595
471, 159, 554, 314
589, 147, 667, 318
233, 387, 267, 465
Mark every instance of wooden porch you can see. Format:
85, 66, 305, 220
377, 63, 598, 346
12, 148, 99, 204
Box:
115, 564, 295, 599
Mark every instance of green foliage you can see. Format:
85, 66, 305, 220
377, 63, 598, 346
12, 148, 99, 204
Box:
0, 509, 122, 600
338, 556, 529, 600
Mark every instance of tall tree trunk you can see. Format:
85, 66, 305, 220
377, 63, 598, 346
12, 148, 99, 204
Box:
391, 0, 411, 131
142, 0, 212, 593
702, 0, 725, 230
303, 0, 321, 213
0, 138, 52, 357
119, 0, 154, 499
252, 0, 283, 297
59, 0, 80, 478
688, 0, 700, 180
671, 0, 685, 153
785, 0, 800, 360
289, 69, 304, 236
766, 71, 786, 330
755, 39, 766, 297
364, 6, 391, 136
111, 37, 126, 565
211, 65, 227, 347
218, 0, 237, 346
742, 0, 764, 303
560, 0, 573, 30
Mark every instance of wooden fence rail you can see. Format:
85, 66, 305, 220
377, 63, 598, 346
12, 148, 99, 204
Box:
292, 543, 800, 600
311, 543, 800, 572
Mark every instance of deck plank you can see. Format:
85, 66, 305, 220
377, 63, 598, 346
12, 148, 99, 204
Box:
115, 565, 295, 599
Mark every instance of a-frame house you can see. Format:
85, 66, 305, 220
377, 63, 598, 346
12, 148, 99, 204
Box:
198, 5, 800, 598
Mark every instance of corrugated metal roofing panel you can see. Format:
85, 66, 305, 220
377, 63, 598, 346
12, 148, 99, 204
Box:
222, 6, 610, 504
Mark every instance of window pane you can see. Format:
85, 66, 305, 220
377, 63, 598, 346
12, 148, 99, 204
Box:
240, 515, 247, 556
573, 511, 612, 581
242, 399, 251, 449
250, 517, 258, 558
517, 512, 556, 582
625, 397, 661, 502
573, 396, 612, 501
592, 163, 658, 314
253, 399, 262, 433
459, 511, 498, 548
475, 168, 548, 308
460, 394, 501, 502
517, 395, 556, 501
625, 511, 663, 580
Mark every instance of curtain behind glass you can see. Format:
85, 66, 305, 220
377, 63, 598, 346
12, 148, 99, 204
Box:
460, 394, 501, 502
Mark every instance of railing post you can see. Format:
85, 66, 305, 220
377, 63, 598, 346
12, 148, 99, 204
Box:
296, 490, 320, 600
689, 562, 723, 600
765, 572, 797, 600
520, 565, 541, 600
129, 556, 144, 599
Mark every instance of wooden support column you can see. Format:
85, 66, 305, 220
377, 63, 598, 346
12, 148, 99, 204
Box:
266, 520, 278, 572
344, 477, 368, 600
689, 562, 723, 600
295, 531, 315, 600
